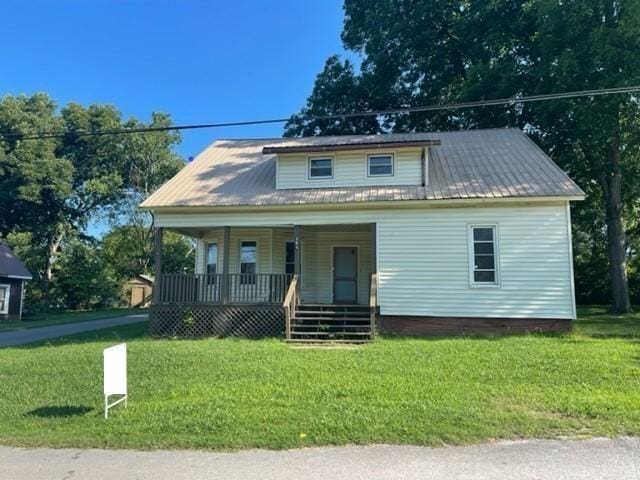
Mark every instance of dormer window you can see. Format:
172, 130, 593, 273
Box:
308, 157, 333, 179
367, 154, 394, 177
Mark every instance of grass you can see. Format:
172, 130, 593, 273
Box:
0, 306, 638, 450
0, 307, 145, 332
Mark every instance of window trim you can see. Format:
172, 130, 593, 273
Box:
0, 283, 10, 314
307, 156, 334, 180
239, 240, 258, 284
284, 240, 296, 275
205, 241, 218, 284
467, 224, 500, 287
367, 153, 395, 177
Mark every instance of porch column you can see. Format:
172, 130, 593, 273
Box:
293, 225, 302, 294
371, 223, 377, 273
152, 227, 163, 304
221, 226, 231, 304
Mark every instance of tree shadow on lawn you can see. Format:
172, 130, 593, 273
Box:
26, 405, 94, 418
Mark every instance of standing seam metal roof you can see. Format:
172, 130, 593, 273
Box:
140, 128, 584, 208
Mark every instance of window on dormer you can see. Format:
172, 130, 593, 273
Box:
367, 154, 394, 176
308, 157, 333, 179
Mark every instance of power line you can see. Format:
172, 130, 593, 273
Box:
2, 85, 639, 141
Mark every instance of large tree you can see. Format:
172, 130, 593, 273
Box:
286, 0, 640, 312
0, 93, 184, 309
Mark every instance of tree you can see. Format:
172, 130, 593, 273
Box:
286, 0, 640, 312
53, 239, 118, 310
102, 225, 194, 281
0, 93, 184, 310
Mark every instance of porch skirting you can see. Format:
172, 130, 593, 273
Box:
150, 304, 284, 338
377, 315, 572, 335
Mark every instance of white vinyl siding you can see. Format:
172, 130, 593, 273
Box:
172, 202, 575, 319
277, 147, 422, 189
298, 224, 373, 305
196, 228, 272, 274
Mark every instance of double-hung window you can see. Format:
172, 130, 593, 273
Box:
240, 241, 257, 285
308, 157, 333, 179
367, 154, 394, 176
206, 242, 218, 284
0, 284, 9, 314
469, 225, 499, 285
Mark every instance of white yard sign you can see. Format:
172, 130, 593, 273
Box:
103, 343, 127, 419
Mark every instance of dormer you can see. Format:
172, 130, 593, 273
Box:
263, 136, 440, 190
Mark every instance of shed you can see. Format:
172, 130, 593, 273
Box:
125, 274, 154, 307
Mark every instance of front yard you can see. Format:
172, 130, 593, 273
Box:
0, 306, 638, 450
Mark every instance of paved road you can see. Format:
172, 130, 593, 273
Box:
0, 314, 148, 347
0, 438, 638, 480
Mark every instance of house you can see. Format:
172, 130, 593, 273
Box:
124, 274, 154, 307
0, 241, 33, 321
140, 128, 584, 341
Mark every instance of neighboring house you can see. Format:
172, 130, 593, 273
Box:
0, 241, 32, 321
124, 274, 154, 307
140, 128, 584, 342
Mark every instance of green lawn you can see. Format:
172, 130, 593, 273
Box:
0, 307, 144, 332
0, 306, 638, 450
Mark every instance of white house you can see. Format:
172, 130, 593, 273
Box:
141, 128, 584, 342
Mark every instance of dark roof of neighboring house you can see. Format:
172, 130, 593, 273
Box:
0, 241, 32, 280
141, 128, 585, 208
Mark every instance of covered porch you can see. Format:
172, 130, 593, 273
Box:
150, 223, 378, 340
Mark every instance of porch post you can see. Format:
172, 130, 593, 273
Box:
371, 222, 377, 273
222, 226, 231, 304
293, 225, 302, 294
153, 227, 163, 304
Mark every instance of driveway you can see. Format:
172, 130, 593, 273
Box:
0, 438, 638, 480
0, 314, 148, 347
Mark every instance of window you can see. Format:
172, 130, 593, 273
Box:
469, 226, 498, 285
367, 154, 394, 176
0, 284, 9, 314
206, 242, 218, 284
240, 241, 257, 284
285, 241, 296, 274
308, 157, 333, 179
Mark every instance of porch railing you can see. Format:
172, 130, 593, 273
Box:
157, 273, 293, 305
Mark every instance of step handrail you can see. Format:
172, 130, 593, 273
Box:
283, 275, 298, 341
369, 273, 378, 338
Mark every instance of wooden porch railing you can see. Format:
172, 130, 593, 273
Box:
369, 273, 378, 338
157, 273, 293, 305
283, 275, 298, 341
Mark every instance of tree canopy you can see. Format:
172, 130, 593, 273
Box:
286, 0, 640, 311
0, 93, 186, 311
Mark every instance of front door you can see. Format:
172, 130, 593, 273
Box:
333, 247, 358, 304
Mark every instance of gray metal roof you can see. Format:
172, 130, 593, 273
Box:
141, 128, 584, 208
0, 241, 32, 279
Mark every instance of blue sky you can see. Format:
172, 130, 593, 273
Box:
2, 0, 347, 158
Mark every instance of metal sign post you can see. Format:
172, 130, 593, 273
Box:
103, 343, 127, 419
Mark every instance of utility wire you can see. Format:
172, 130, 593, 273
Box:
2, 85, 639, 141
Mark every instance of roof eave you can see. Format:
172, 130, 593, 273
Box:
262, 139, 441, 154
142, 194, 585, 212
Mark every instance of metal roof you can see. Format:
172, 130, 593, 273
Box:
141, 128, 584, 209
0, 241, 32, 279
